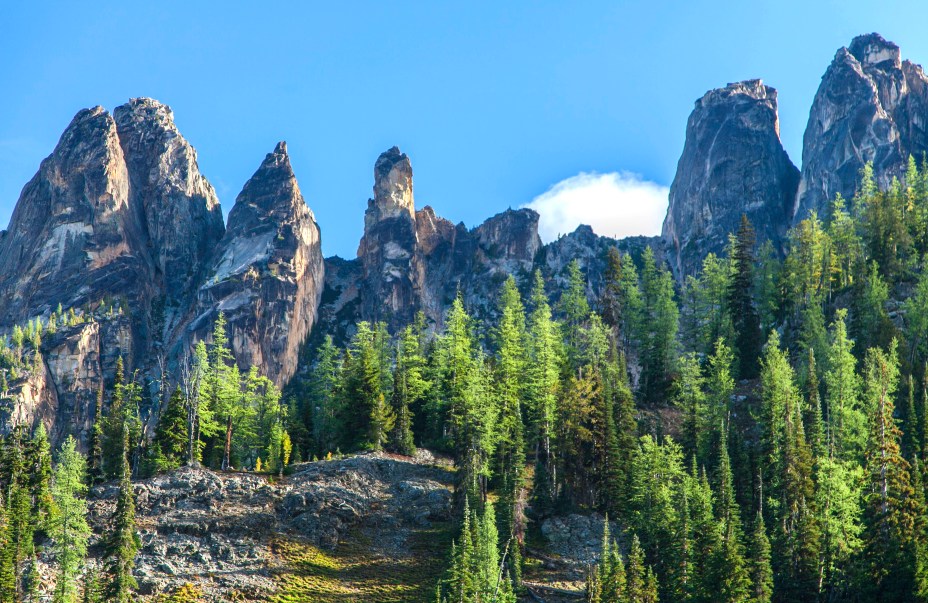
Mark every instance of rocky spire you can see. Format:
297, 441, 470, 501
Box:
356, 146, 420, 329
367, 145, 415, 228
0, 106, 144, 322
794, 33, 928, 220
662, 80, 798, 278
114, 97, 225, 297
197, 141, 323, 387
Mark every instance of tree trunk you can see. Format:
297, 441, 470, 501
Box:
222, 415, 233, 471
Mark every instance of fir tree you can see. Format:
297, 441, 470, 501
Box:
309, 335, 342, 456
729, 214, 763, 378
106, 434, 139, 603
526, 271, 563, 516
50, 436, 91, 603
861, 341, 920, 600
390, 325, 427, 456
88, 388, 105, 484
748, 512, 773, 603
152, 387, 188, 472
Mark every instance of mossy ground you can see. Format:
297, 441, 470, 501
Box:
270, 523, 453, 603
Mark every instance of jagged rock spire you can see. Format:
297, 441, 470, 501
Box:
662, 79, 798, 278
794, 33, 928, 220
198, 141, 323, 387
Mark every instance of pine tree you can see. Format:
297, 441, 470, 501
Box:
81, 564, 103, 603
309, 335, 343, 456
748, 512, 773, 603
493, 276, 527, 588
639, 247, 679, 402
861, 341, 920, 600
675, 352, 706, 460
152, 387, 188, 472
89, 388, 105, 484
340, 322, 387, 451
390, 325, 427, 456
30, 423, 54, 532
526, 271, 563, 516
561, 260, 591, 371
106, 434, 139, 603
711, 426, 750, 603
434, 298, 497, 503
1, 428, 34, 602
50, 436, 91, 603
825, 309, 865, 461
729, 215, 763, 378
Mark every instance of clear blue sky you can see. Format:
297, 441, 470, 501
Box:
2, 1, 927, 258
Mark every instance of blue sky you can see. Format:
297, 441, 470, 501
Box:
2, 1, 927, 258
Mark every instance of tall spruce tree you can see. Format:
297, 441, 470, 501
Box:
861, 341, 920, 600
106, 434, 138, 603
50, 436, 90, 603
729, 215, 763, 378
493, 276, 527, 588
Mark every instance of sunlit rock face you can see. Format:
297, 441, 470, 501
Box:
795, 33, 928, 221
195, 142, 324, 388
662, 80, 799, 279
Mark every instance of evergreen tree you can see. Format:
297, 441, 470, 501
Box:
309, 335, 343, 456
152, 387, 188, 472
88, 388, 105, 484
861, 341, 920, 600
748, 512, 773, 603
711, 426, 750, 603
639, 247, 679, 402
390, 325, 427, 456
434, 298, 497, 502
561, 260, 591, 371
493, 276, 527, 588
106, 434, 139, 603
675, 352, 706, 461
50, 436, 91, 603
825, 309, 865, 461
729, 215, 763, 378
526, 271, 563, 516
436, 500, 515, 603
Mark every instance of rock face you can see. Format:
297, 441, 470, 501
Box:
317, 146, 547, 340
0, 103, 323, 445
81, 452, 454, 601
356, 147, 420, 328
795, 33, 928, 220
195, 142, 323, 387
662, 80, 799, 278
0, 107, 143, 324
114, 98, 225, 307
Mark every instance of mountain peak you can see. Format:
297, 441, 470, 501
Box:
368, 145, 415, 227
848, 32, 901, 68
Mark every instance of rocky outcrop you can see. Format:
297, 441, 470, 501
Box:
356, 147, 420, 329
195, 142, 323, 387
795, 33, 928, 220
662, 80, 799, 278
79, 452, 454, 601
0, 102, 323, 444
114, 98, 225, 310
0, 107, 147, 324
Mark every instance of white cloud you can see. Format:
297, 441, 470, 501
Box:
523, 171, 669, 243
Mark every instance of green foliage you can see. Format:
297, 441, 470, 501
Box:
105, 434, 139, 603
50, 436, 91, 603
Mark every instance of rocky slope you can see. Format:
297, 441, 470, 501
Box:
661, 80, 799, 278
79, 452, 455, 602
795, 33, 928, 220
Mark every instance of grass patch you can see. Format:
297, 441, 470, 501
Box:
270, 523, 453, 603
